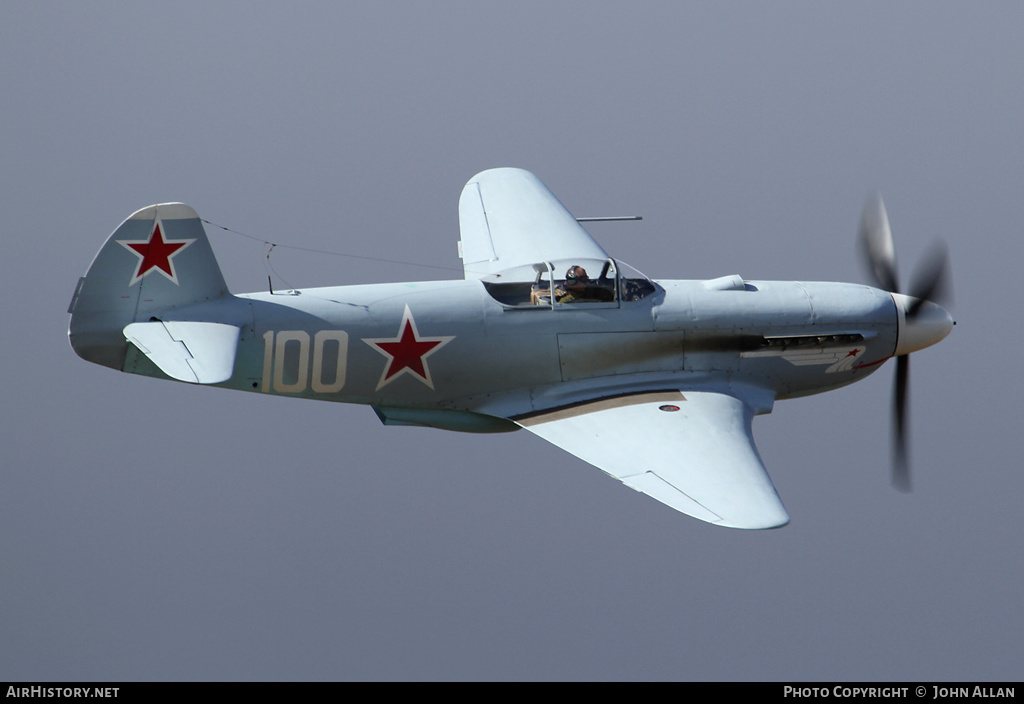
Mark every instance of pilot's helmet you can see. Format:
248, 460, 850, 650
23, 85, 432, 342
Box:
565, 265, 589, 284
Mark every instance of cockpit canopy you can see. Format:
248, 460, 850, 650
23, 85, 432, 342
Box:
482, 258, 656, 309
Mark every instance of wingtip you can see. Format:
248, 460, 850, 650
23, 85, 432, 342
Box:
716, 512, 790, 530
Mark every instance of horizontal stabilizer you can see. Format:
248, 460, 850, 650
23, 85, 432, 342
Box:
124, 321, 240, 384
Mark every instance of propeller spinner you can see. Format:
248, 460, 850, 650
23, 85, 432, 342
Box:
858, 194, 953, 492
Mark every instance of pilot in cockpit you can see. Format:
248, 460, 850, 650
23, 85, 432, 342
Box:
556, 265, 590, 303
556, 265, 614, 303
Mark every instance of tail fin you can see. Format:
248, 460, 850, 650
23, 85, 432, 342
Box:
68, 203, 229, 370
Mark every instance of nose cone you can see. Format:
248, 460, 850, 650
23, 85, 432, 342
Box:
892, 293, 954, 356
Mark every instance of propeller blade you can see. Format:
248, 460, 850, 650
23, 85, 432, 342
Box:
892, 354, 911, 492
856, 193, 952, 493
858, 193, 899, 293
907, 240, 951, 318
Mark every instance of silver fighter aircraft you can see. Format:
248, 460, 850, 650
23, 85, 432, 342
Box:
68, 168, 953, 529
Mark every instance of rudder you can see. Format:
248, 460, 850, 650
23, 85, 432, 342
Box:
68, 203, 229, 370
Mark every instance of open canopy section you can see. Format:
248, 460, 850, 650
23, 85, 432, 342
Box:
481, 258, 656, 309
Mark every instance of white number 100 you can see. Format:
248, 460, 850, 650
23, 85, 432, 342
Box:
261, 330, 348, 394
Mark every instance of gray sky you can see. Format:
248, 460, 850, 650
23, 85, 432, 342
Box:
3, 1, 1021, 681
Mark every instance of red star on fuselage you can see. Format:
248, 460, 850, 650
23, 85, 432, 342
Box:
363, 306, 454, 390
117, 222, 195, 286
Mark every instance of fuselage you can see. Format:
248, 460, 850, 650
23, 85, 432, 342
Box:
140, 275, 900, 428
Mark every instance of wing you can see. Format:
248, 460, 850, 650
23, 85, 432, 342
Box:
458, 168, 609, 279
517, 390, 789, 529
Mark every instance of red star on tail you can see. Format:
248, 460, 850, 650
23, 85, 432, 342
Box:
117, 222, 195, 286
